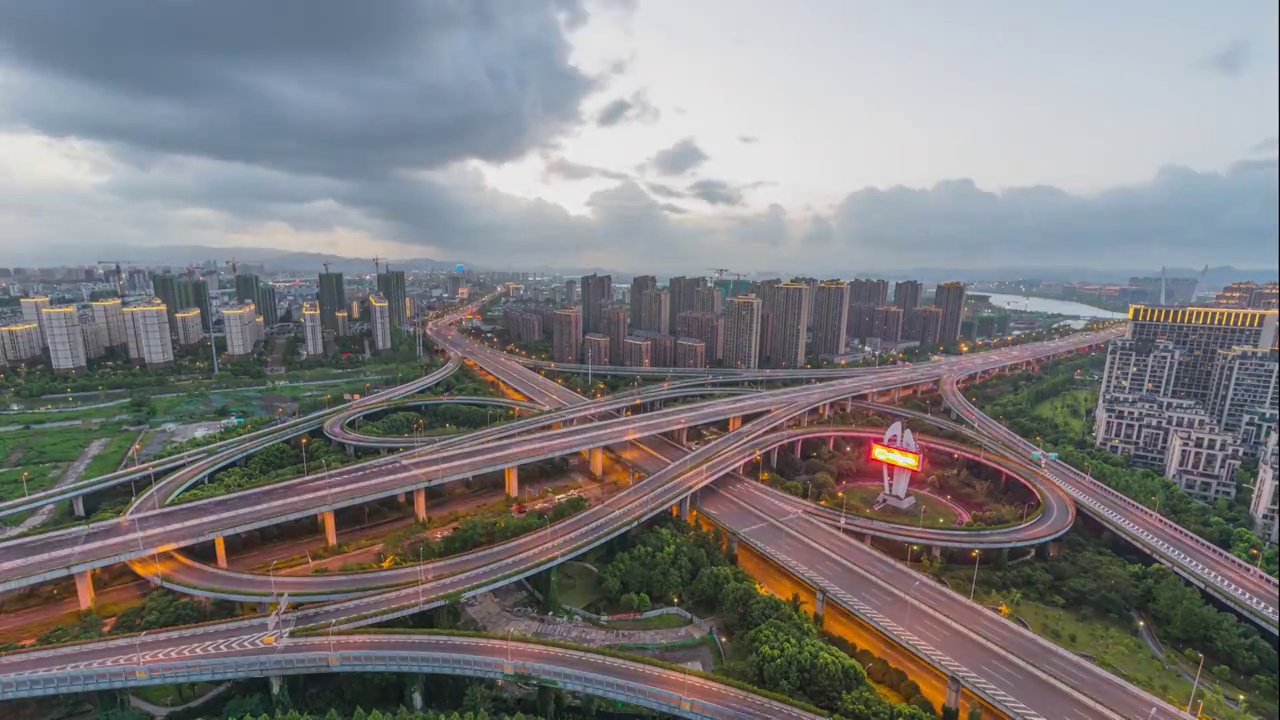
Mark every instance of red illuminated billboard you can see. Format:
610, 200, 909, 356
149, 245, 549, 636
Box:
871, 442, 921, 472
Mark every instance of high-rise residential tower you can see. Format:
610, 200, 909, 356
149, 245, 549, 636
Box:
302, 301, 324, 356
369, 293, 392, 353
723, 295, 762, 369
377, 270, 408, 328
552, 308, 583, 363
318, 271, 345, 333
629, 275, 657, 331
580, 273, 612, 334
934, 282, 966, 344
810, 281, 850, 358
763, 283, 809, 368
40, 305, 87, 373
91, 298, 128, 349
123, 300, 175, 368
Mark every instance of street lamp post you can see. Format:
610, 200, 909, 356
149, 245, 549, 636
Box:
839, 491, 847, 525
904, 579, 922, 628
969, 550, 981, 601
1187, 652, 1205, 713
21, 471, 28, 497
269, 560, 278, 606
301, 438, 309, 477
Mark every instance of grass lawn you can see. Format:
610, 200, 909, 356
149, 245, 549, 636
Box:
600, 613, 691, 630
558, 561, 603, 610
1031, 388, 1096, 439
0, 424, 138, 503
838, 483, 962, 528
0, 403, 128, 426
1009, 600, 1267, 719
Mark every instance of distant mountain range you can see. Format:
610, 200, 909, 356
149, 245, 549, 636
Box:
9, 244, 1276, 289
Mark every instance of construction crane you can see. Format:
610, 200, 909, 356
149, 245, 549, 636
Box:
706, 268, 730, 280
323, 261, 331, 273
373, 256, 384, 275
225, 257, 238, 277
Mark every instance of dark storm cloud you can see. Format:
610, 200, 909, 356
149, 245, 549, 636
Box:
686, 179, 743, 206
1197, 39, 1251, 77
596, 91, 660, 126
0, 0, 595, 179
644, 138, 709, 175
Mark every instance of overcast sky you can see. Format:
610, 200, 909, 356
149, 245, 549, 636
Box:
0, 0, 1275, 272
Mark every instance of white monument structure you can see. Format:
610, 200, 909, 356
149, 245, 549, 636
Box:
876, 421, 919, 509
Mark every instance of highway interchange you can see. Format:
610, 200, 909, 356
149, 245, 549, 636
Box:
0, 299, 1274, 719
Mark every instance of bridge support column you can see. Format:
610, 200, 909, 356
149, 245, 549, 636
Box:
863, 534, 872, 546
589, 447, 604, 479
794, 440, 803, 458
727, 415, 742, 432
413, 488, 428, 522
846, 396, 854, 414
931, 546, 941, 558
814, 589, 826, 618
820, 403, 830, 419
74, 569, 95, 610
214, 536, 228, 569
504, 466, 519, 498
945, 676, 962, 712
396, 492, 407, 504
72, 495, 86, 518
410, 676, 425, 711
321, 510, 337, 547
678, 495, 692, 521
727, 536, 739, 559
674, 427, 688, 446
826, 436, 835, 451
270, 675, 284, 701
769, 447, 779, 468
892, 387, 901, 404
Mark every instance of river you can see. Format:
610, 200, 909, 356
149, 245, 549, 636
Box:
981, 293, 1126, 319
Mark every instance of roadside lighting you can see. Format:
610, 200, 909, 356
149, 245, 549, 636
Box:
969, 550, 981, 600
1187, 652, 1205, 713
301, 437, 309, 477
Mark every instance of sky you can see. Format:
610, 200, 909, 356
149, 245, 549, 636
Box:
0, 0, 1275, 274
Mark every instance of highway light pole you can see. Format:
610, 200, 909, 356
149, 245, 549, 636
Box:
1022, 501, 1034, 523
269, 560, 278, 606
301, 438, 309, 477
969, 550, 981, 601
1187, 652, 1204, 713
904, 579, 922, 629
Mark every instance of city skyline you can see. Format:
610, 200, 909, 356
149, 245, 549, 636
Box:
0, 2, 1275, 272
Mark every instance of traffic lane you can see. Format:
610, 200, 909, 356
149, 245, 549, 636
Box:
697, 488, 1104, 720
701, 485, 1184, 720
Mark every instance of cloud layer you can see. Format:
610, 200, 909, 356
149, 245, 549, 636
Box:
0, 2, 1274, 274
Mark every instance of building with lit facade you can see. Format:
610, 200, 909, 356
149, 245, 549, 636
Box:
302, 301, 324, 356
369, 293, 392, 353
1095, 305, 1279, 500
1214, 281, 1279, 310
222, 302, 260, 359
0, 322, 42, 366
124, 301, 174, 368
174, 308, 204, 348
40, 305, 88, 373
20, 296, 50, 347
91, 297, 128, 348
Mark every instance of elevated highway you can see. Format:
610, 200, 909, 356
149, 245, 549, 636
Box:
940, 377, 1280, 633
0, 632, 819, 719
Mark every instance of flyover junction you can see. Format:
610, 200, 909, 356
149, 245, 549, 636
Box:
0, 318, 1256, 719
